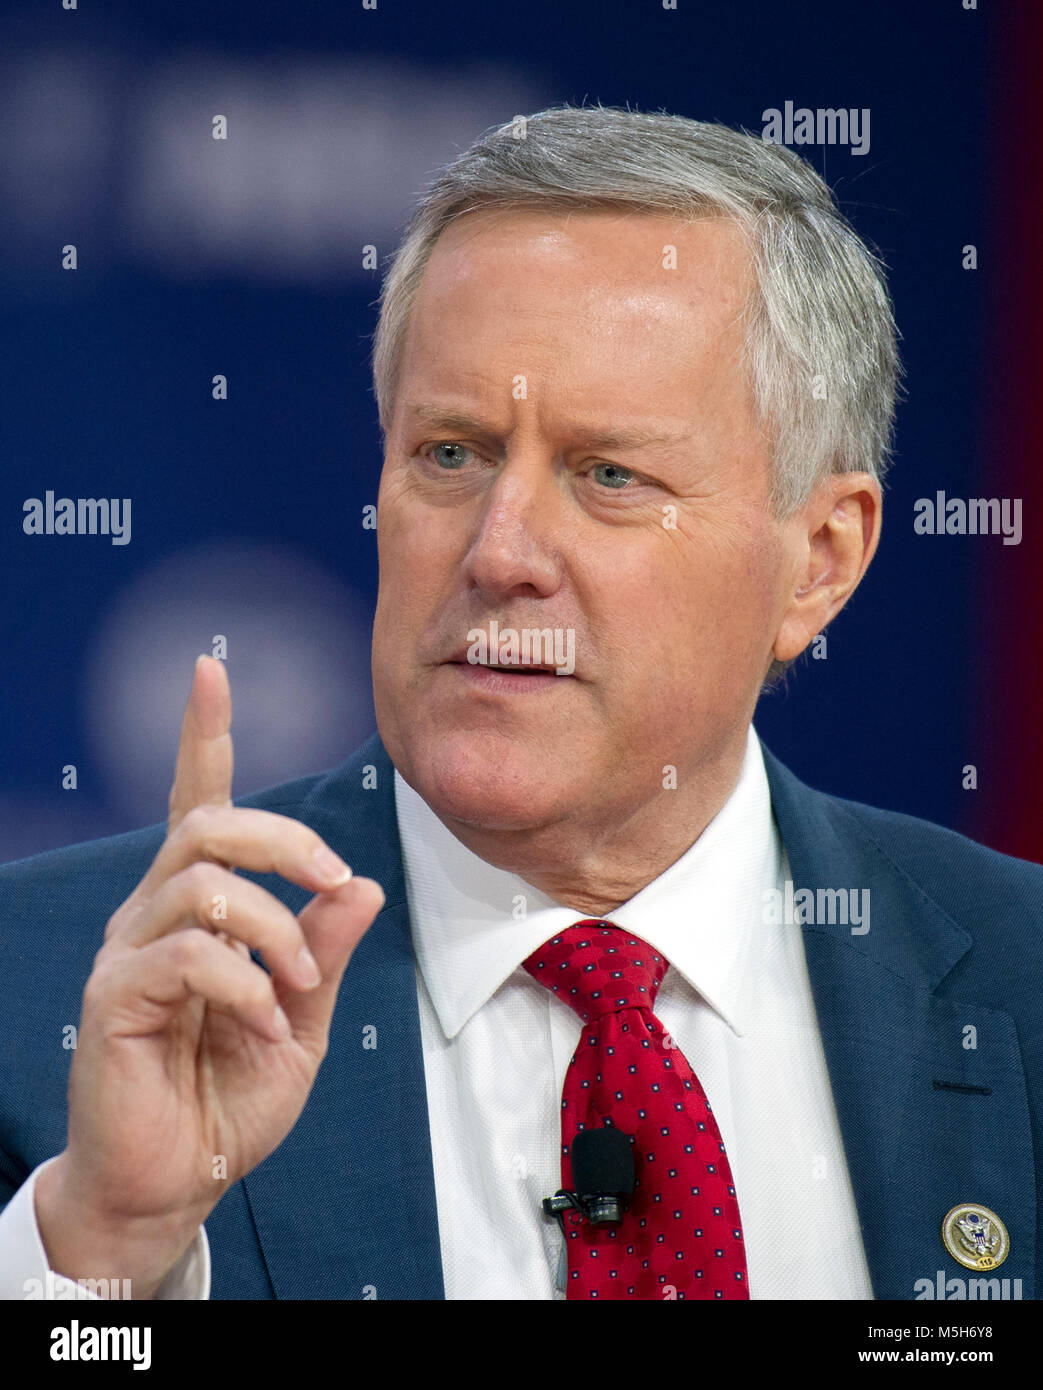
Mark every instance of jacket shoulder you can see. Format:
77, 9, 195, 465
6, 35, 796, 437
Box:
763, 745, 1043, 967
828, 788, 1043, 897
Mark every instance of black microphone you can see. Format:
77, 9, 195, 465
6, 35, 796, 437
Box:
572, 1127, 635, 1224
542, 1126, 636, 1230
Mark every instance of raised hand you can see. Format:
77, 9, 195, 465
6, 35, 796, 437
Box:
35, 656, 384, 1298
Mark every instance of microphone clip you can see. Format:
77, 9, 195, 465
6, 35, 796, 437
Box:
542, 1188, 626, 1229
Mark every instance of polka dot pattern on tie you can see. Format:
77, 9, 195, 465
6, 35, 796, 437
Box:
524, 922, 748, 1301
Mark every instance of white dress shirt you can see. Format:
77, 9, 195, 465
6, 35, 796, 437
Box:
0, 723, 873, 1299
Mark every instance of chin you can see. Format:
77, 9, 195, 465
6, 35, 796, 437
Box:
406, 728, 571, 832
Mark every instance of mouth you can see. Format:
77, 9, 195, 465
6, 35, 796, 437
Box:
442, 657, 574, 693
444, 643, 575, 673
459, 660, 559, 674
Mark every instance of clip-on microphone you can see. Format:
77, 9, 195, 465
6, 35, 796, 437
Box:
543, 1125, 636, 1232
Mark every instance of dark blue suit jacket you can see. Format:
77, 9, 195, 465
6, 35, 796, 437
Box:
1, 732, 1041, 1300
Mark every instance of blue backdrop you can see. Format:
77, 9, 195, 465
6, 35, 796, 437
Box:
3, 0, 1031, 864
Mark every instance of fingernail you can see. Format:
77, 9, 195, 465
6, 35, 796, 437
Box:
312, 847, 352, 887
271, 1006, 292, 1040
295, 945, 321, 988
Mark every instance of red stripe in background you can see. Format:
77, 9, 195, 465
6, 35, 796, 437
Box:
976, 4, 1043, 863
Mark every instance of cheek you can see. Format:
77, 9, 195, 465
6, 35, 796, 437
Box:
377, 490, 430, 599
375, 472, 408, 565
632, 532, 780, 679
374, 519, 419, 660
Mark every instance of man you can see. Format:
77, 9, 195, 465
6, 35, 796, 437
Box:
1, 104, 1040, 1301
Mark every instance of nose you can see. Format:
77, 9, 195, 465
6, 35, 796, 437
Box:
462, 458, 563, 600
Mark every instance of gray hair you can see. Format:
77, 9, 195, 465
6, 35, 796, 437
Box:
371, 103, 900, 683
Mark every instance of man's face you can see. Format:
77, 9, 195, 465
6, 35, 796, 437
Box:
372, 208, 795, 841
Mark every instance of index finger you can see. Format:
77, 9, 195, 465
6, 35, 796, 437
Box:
167, 655, 234, 834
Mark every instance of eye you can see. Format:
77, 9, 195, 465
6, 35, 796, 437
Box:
426, 442, 475, 470
591, 462, 634, 490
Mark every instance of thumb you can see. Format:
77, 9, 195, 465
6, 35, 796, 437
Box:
278, 876, 385, 1051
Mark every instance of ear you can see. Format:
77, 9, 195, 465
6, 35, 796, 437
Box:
772, 472, 882, 664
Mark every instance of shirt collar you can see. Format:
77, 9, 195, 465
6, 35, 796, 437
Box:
394, 723, 782, 1041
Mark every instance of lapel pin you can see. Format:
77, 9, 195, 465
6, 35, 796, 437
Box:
941, 1204, 1009, 1271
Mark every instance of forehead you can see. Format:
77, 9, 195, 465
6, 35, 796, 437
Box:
396, 208, 757, 432
424, 204, 752, 287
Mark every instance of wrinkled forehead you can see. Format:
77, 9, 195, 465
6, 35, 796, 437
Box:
395, 207, 758, 434
418, 205, 754, 326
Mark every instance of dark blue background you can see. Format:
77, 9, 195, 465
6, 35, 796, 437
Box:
3, 0, 1018, 862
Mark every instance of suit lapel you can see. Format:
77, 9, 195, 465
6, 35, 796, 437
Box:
762, 746, 1036, 1300
240, 737, 445, 1299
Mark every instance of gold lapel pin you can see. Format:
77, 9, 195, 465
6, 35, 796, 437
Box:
941, 1204, 1010, 1271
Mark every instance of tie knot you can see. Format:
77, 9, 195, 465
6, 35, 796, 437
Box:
522, 921, 668, 1023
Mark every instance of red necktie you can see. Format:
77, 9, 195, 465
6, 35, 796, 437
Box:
523, 921, 749, 1300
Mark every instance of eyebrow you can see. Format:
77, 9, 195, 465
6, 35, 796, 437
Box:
404, 403, 688, 453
